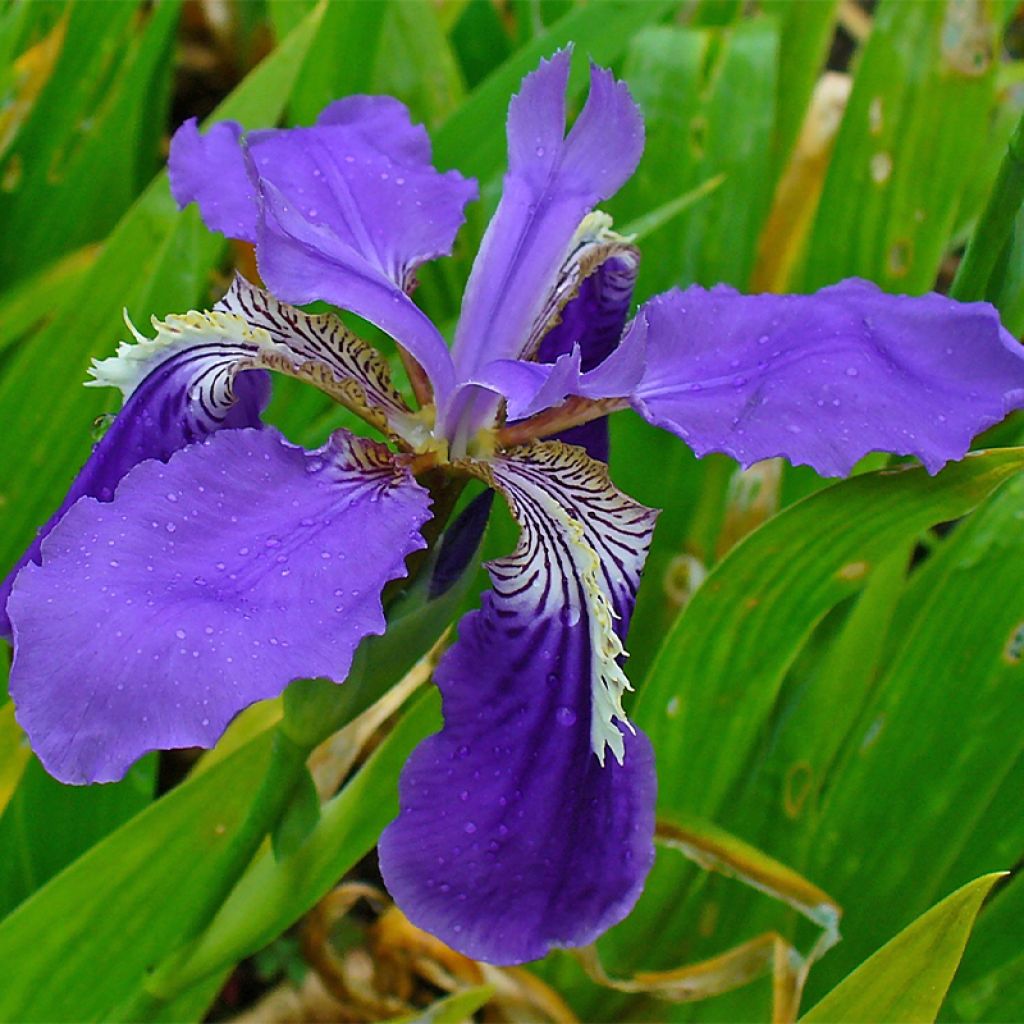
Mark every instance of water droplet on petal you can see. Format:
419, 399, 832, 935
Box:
556, 706, 577, 726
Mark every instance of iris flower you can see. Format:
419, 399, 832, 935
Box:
3, 51, 1023, 965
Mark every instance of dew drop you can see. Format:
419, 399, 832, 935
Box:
556, 706, 577, 727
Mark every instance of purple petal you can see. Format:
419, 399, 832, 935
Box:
531, 248, 640, 459
7, 428, 431, 784
169, 100, 477, 401
245, 119, 475, 289
537, 251, 639, 371
380, 443, 658, 963
630, 280, 1024, 476
255, 180, 457, 403
168, 119, 257, 242
214, 275, 416, 431
463, 311, 646, 424
315, 96, 432, 164
428, 490, 494, 599
0, 326, 270, 639
448, 54, 643, 385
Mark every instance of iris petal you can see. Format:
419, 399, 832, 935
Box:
630, 281, 1024, 476
380, 442, 658, 964
7, 428, 431, 784
531, 234, 639, 460
0, 318, 270, 639
447, 53, 643, 407
169, 98, 476, 402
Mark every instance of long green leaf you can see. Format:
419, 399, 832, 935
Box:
801, 874, 1003, 1023
800, 0, 999, 291
614, 18, 778, 295
635, 448, 1024, 821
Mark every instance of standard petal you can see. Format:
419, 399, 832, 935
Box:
255, 180, 457, 404
169, 100, 476, 403
530, 227, 639, 459
448, 53, 643, 384
7, 428, 431, 784
630, 280, 1024, 476
439, 224, 641, 451
168, 118, 257, 242
379, 443, 658, 964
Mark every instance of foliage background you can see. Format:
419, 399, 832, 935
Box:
0, 0, 1022, 1020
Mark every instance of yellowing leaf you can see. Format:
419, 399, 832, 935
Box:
0, 702, 30, 817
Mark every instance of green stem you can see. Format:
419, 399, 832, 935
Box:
950, 111, 1024, 303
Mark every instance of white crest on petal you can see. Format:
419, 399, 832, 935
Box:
521, 211, 639, 363
469, 442, 658, 765
89, 277, 418, 440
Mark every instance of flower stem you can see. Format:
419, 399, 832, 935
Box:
950, 111, 1024, 303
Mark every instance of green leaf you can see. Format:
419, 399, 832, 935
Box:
0, 0, 180, 285
946, 868, 1024, 1022
0, 730, 277, 1022
0, 701, 30, 817
614, 18, 778, 295
800, 0, 999, 291
584, 450, 1024, 1017
0, 243, 98, 355
634, 448, 1024, 822
801, 874, 1004, 1023
373, 0, 466, 126
762, 0, 839, 173
800, 472, 1024, 996
950, 111, 1024, 302
0, 753, 155, 920
286, 0, 389, 124
141, 691, 442, 1009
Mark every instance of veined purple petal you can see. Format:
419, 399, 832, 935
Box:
531, 245, 640, 460
0, 320, 270, 640
465, 310, 646, 424
448, 53, 643, 390
630, 280, 1024, 476
7, 428, 431, 784
255, 180, 457, 403
169, 100, 476, 402
214, 275, 421, 436
380, 443, 658, 964
537, 250, 639, 371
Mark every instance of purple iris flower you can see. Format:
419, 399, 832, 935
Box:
3, 51, 1023, 965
